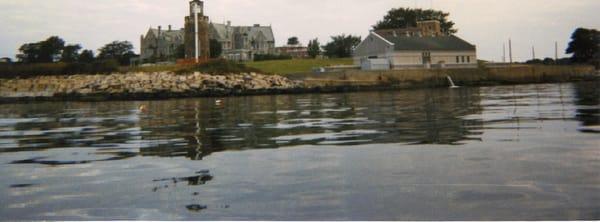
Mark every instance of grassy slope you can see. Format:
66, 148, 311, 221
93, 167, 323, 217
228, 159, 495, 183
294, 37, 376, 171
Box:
245, 58, 354, 74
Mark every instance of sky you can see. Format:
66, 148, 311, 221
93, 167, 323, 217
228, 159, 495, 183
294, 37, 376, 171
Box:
0, 0, 598, 62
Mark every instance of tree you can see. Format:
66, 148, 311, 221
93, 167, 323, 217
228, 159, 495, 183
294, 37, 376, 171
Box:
542, 57, 555, 65
566, 28, 599, 63
61, 44, 82, 63
323, 34, 361, 58
287, 37, 299, 46
556, 57, 572, 65
39, 36, 66, 63
525, 59, 543, 64
79, 50, 95, 63
307, 38, 321, 58
209, 39, 222, 59
98, 41, 136, 65
17, 43, 41, 63
373, 8, 457, 35
16, 36, 66, 63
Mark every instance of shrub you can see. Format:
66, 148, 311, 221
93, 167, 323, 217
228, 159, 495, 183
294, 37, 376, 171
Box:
0, 59, 119, 79
176, 59, 261, 75
254, 54, 292, 62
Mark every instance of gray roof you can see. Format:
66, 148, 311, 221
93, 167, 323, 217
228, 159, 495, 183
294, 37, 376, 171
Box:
384, 35, 476, 51
245, 26, 274, 42
210, 23, 231, 40
211, 23, 275, 42
148, 28, 184, 40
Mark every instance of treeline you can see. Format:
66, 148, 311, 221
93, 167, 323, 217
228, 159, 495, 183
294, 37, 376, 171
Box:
1, 36, 138, 78
524, 28, 599, 68
268, 35, 361, 61
524, 57, 573, 65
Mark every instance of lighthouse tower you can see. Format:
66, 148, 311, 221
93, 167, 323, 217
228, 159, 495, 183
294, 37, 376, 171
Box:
184, 0, 210, 60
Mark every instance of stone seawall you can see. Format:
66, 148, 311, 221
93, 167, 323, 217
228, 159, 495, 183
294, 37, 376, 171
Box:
0, 72, 302, 102
288, 65, 597, 88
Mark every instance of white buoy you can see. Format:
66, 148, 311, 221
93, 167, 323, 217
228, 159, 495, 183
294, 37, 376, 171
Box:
447, 76, 460, 89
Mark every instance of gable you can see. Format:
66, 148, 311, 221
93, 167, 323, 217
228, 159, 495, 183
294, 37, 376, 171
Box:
254, 31, 267, 41
354, 32, 395, 57
145, 29, 156, 40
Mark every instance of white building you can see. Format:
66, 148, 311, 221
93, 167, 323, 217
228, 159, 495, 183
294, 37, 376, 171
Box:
354, 32, 477, 70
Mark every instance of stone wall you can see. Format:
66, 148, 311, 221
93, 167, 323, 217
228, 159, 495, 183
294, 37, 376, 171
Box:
288, 65, 596, 88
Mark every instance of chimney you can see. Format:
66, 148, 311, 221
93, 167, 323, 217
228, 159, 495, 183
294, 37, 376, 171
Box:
168, 25, 172, 31
158, 26, 162, 35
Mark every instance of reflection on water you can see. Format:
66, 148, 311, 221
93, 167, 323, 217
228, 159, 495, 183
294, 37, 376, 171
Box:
0, 82, 598, 220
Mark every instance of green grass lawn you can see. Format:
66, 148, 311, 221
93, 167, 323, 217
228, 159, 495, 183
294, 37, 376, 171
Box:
245, 58, 354, 74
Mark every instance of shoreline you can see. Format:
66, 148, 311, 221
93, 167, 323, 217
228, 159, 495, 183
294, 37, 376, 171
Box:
0, 65, 597, 103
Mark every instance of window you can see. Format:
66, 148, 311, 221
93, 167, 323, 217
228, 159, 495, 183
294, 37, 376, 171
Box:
461, 56, 465, 63
456, 56, 460, 63
467, 56, 471, 63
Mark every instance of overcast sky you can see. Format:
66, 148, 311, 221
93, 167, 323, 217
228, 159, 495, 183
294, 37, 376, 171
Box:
0, 0, 598, 62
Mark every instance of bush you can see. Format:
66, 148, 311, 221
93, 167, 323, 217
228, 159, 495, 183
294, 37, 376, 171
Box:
176, 59, 261, 75
254, 54, 292, 62
0, 59, 119, 79
64, 59, 120, 74
0, 63, 66, 78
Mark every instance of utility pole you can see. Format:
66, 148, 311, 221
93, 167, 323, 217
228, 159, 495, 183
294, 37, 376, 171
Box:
503, 43, 506, 63
532, 46, 535, 60
509, 38, 513, 64
555, 41, 558, 61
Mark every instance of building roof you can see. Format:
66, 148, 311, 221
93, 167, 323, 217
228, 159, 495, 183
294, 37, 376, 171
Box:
148, 28, 184, 40
384, 35, 476, 51
211, 23, 275, 42
210, 23, 231, 40
244, 26, 275, 42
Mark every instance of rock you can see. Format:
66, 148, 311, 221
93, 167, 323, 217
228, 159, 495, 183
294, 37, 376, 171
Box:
0, 71, 300, 99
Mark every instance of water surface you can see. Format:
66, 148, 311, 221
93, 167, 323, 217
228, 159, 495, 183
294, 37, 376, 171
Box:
0, 82, 599, 220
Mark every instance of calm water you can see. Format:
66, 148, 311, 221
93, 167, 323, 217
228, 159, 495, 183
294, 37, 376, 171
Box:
0, 82, 598, 220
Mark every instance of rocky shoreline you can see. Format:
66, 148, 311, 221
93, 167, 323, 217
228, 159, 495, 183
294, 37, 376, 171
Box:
1, 65, 597, 103
0, 72, 305, 102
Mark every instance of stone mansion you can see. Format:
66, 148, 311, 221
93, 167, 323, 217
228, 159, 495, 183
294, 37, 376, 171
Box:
140, 0, 275, 62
